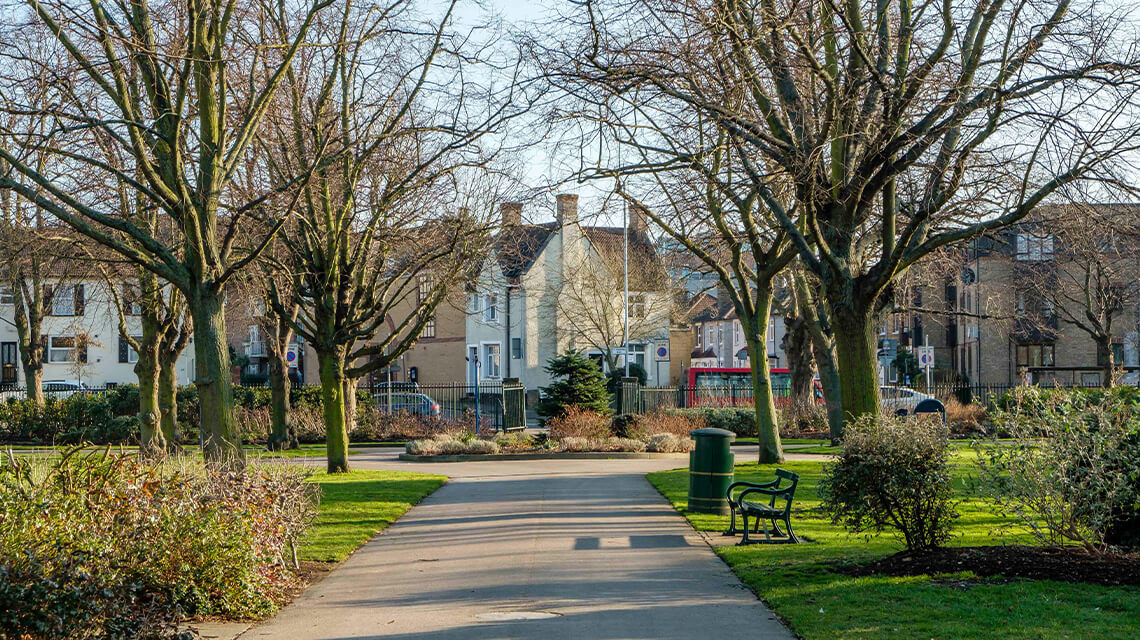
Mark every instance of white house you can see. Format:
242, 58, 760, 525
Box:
466, 194, 674, 389
0, 279, 195, 390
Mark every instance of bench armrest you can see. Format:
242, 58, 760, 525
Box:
737, 486, 794, 504
726, 480, 778, 501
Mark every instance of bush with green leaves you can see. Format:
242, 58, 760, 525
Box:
820, 414, 958, 551
0, 449, 318, 632
536, 351, 612, 421
979, 387, 1140, 551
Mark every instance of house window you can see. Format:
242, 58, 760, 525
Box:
629, 294, 646, 319
1017, 343, 1055, 368
417, 276, 434, 303
50, 285, 83, 316
695, 326, 702, 348
0, 286, 12, 305
628, 343, 647, 370
48, 336, 78, 363
127, 337, 141, 364
483, 343, 501, 378
483, 293, 498, 322
421, 317, 436, 338
1016, 233, 1054, 261
511, 337, 522, 359
707, 327, 714, 346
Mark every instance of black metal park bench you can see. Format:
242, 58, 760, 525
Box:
723, 469, 801, 545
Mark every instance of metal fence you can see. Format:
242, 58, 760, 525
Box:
0, 385, 116, 403
618, 383, 798, 414
366, 381, 526, 432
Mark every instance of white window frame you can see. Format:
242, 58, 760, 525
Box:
421, 316, 436, 338
511, 336, 523, 360
52, 286, 76, 316
48, 336, 77, 364
122, 284, 143, 316
126, 336, 142, 364
483, 293, 498, 323
481, 341, 501, 379
0, 286, 13, 305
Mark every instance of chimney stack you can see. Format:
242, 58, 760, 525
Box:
555, 193, 578, 227
500, 202, 523, 227
630, 203, 649, 234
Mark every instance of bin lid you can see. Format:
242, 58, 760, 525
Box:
690, 427, 736, 439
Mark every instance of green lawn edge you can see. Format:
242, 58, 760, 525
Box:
647, 459, 1140, 640
299, 469, 446, 563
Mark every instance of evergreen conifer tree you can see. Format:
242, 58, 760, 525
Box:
537, 351, 612, 420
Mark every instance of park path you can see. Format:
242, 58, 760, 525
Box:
233, 449, 794, 640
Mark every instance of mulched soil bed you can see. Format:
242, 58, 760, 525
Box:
841, 545, 1140, 587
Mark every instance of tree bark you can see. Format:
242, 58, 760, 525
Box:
832, 308, 881, 422
1096, 336, 1117, 388
135, 343, 164, 453
343, 378, 358, 436
190, 291, 244, 467
267, 349, 297, 450
158, 360, 179, 448
782, 315, 815, 404
318, 351, 351, 473
742, 289, 783, 464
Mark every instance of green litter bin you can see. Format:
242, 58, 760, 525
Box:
688, 427, 735, 514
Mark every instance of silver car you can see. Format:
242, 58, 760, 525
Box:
879, 386, 935, 415
373, 392, 441, 417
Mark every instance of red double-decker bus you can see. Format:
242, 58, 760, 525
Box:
686, 367, 823, 408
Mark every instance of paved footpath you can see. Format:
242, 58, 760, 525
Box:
232, 449, 794, 640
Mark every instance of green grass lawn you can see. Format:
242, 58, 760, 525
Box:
647, 457, 1140, 639
299, 470, 446, 563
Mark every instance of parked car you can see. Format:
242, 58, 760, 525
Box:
42, 380, 93, 398
372, 381, 420, 393
879, 386, 935, 415
373, 392, 440, 417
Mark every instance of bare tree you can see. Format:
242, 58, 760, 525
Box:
552, 0, 1140, 424
1019, 203, 1140, 387
261, 0, 521, 472
553, 210, 673, 373
0, 0, 335, 466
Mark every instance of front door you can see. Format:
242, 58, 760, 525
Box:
1, 342, 17, 386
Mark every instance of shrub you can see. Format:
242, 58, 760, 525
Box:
778, 400, 829, 438
624, 410, 706, 440
665, 408, 754, 436
944, 399, 988, 437
0, 450, 317, 633
979, 387, 1140, 551
493, 432, 537, 452
645, 433, 694, 453
820, 414, 958, 551
536, 350, 612, 421
556, 436, 646, 453
546, 407, 613, 440
405, 433, 500, 456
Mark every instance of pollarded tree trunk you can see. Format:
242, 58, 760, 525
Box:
317, 350, 351, 473
158, 360, 180, 449
189, 291, 244, 467
742, 290, 783, 464
832, 307, 881, 422
267, 349, 297, 450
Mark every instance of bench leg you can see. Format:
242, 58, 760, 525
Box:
784, 515, 801, 543
724, 503, 740, 536
739, 512, 752, 545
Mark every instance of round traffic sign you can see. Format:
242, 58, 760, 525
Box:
656, 346, 668, 358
